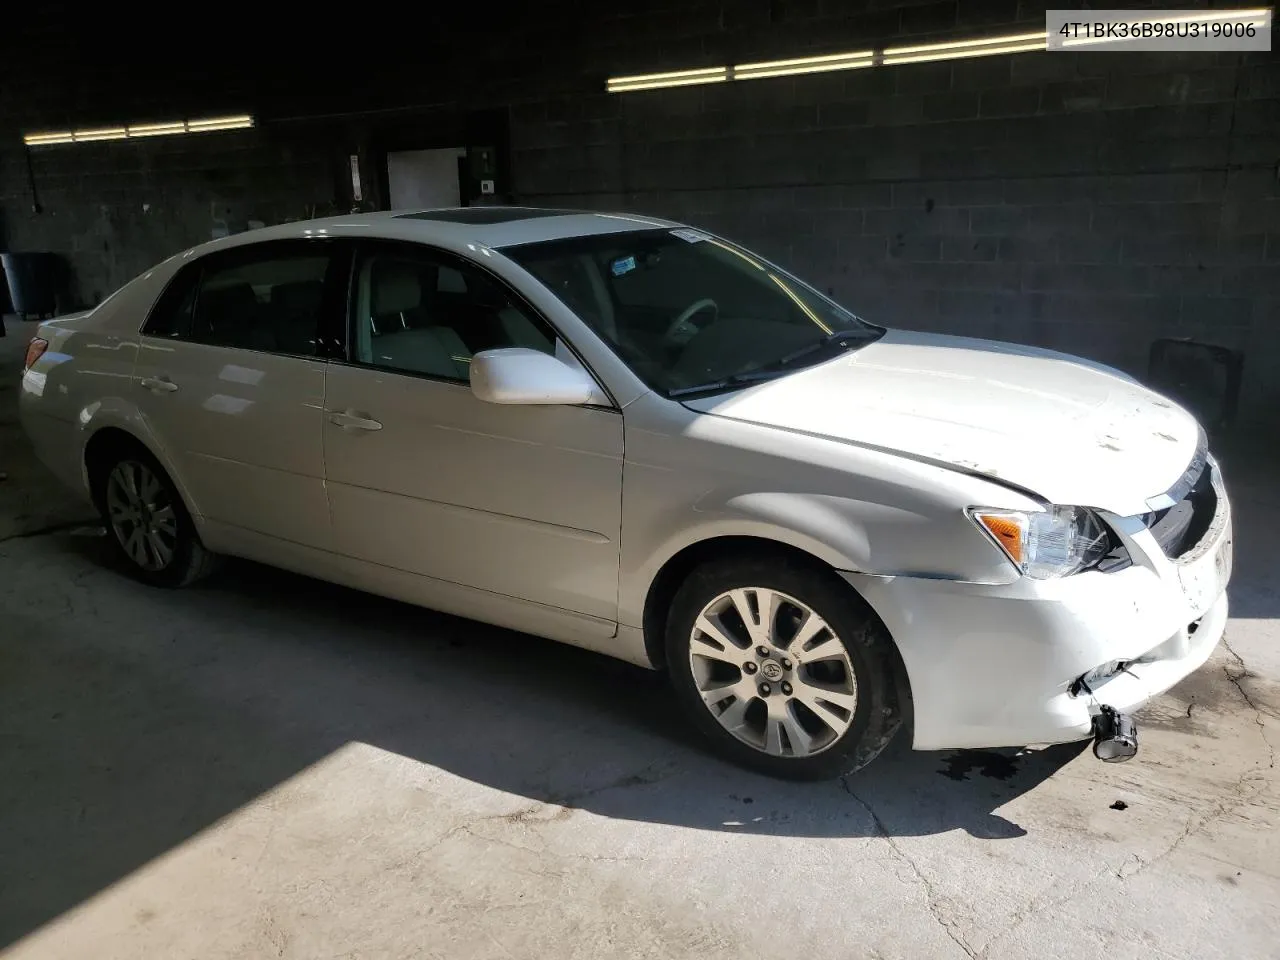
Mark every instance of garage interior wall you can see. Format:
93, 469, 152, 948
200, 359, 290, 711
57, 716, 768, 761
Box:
0, 131, 341, 307
0, 1, 1277, 427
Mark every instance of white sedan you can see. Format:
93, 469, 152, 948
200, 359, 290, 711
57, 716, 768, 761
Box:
19, 207, 1232, 779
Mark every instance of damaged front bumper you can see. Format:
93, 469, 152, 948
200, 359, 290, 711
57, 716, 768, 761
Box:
842, 463, 1233, 753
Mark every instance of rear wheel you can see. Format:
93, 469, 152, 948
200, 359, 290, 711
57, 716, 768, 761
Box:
665, 554, 904, 780
94, 446, 218, 587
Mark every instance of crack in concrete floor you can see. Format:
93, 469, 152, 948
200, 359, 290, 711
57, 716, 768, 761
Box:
840, 776, 980, 959
1222, 635, 1278, 768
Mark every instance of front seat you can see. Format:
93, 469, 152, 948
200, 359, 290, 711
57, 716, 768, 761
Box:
370, 260, 426, 335
367, 260, 471, 380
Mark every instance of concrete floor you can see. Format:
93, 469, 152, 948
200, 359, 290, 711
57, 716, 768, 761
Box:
1, 325, 1278, 959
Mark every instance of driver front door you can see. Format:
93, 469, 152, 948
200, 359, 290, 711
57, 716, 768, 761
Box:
322, 240, 624, 640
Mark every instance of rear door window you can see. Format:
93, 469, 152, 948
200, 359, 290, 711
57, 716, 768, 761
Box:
142, 269, 200, 338
191, 253, 333, 356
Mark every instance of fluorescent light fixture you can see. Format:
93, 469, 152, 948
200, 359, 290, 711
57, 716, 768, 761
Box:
71, 126, 128, 142
606, 66, 728, 93
606, 5, 1270, 90
883, 31, 1046, 64
882, 39, 1046, 64
734, 49, 875, 80
126, 121, 188, 137
23, 114, 255, 146
186, 114, 255, 131
23, 131, 75, 145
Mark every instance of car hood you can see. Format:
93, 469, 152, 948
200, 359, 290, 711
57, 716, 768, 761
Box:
682, 329, 1202, 516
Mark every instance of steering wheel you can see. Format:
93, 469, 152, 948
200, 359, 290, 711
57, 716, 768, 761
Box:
664, 298, 719, 342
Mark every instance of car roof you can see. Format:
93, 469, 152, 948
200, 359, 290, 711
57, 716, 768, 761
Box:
182, 207, 682, 260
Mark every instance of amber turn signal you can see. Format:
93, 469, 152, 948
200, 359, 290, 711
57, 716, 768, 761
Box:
972, 511, 1026, 565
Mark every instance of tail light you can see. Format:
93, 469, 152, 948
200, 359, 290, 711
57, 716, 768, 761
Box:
23, 338, 49, 371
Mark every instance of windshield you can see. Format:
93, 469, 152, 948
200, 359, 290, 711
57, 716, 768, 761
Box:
503, 228, 882, 395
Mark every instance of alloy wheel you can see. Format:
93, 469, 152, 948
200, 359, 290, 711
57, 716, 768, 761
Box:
105, 459, 179, 572
687, 586, 858, 758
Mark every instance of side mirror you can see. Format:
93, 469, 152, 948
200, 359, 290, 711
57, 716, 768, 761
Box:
470, 347, 598, 405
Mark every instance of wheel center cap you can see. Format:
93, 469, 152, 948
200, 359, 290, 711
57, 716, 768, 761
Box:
760, 659, 784, 682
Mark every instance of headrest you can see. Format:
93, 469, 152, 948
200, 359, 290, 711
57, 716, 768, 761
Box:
371, 260, 422, 316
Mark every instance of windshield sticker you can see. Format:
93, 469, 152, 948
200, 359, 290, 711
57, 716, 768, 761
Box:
610, 255, 637, 277
670, 228, 709, 243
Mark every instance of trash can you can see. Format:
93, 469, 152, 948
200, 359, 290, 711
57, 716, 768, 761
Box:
1, 252, 58, 320
1148, 338, 1244, 434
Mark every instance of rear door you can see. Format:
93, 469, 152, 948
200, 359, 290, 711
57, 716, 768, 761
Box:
133, 239, 348, 551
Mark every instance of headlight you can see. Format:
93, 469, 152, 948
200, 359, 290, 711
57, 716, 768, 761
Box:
968, 505, 1111, 579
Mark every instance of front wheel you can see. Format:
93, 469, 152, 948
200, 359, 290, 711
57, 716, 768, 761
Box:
665, 555, 904, 780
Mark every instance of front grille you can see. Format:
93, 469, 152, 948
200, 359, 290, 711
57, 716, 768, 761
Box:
1146, 460, 1217, 559
1096, 448, 1217, 572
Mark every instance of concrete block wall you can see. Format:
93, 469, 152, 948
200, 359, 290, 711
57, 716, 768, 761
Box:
0, 130, 340, 308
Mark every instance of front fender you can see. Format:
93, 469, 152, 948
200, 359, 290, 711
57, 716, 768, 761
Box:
619, 485, 1030, 630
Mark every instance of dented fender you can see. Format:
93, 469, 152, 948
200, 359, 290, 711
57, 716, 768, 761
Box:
616, 393, 1042, 629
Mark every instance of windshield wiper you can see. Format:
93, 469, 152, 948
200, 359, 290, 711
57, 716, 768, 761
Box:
668, 369, 782, 398
668, 328, 882, 399
757, 328, 880, 372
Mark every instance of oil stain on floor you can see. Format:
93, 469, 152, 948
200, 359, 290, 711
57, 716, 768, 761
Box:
938, 750, 1021, 782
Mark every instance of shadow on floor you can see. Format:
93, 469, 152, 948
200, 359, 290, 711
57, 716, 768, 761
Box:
0, 530, 1088, 947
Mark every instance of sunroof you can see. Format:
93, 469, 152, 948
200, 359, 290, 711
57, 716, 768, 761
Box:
395, 207, 579, 224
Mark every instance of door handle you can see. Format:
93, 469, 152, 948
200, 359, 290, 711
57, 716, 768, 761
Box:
328, 409, 383, 432
140, 376, 179, 394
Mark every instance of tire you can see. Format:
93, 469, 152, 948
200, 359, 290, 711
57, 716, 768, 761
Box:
665, 553, 905, 780
92, 443, 219, 588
